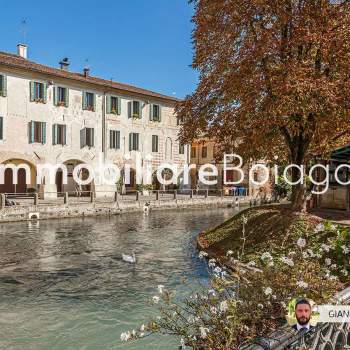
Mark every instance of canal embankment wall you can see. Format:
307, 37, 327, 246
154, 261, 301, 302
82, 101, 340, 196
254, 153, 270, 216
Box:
0, 196, 251, 223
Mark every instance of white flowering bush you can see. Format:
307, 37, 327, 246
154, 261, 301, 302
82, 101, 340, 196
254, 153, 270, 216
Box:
120, 217, 348, 349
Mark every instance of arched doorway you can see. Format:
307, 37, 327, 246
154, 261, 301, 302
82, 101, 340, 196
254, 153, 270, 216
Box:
152, 168, 177, 191
0, 159, 36, 194
56, 159, 93, 196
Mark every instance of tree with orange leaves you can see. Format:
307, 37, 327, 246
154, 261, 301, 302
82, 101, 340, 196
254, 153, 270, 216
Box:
178, 0, 350, 211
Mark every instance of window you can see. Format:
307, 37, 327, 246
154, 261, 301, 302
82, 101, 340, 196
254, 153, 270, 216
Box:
150, 104, 161, 122
110, 130, 120, 149
83, 92, 95, 111
0, 117, 3, 140
152, 135, 159, 152
191, 146, 196, 158
129, 132, 139, 151
53, 124, 67, 145
0, 75, 7, 97
179, 143, 185, 155
107, 95, 121, 115
29, 121, 46, 144
177, 116, 184, 125
30, 81, 47, 103
128, 100, 142, 118
80, 128, 94, 148
202, 146, 207, 158
54, 86, 69, 107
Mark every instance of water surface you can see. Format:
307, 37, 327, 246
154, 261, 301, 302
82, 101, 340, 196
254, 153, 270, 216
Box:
0, 207, 239, 350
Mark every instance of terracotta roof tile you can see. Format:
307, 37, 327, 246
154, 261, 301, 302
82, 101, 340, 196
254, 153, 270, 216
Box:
0, 51, 180, 104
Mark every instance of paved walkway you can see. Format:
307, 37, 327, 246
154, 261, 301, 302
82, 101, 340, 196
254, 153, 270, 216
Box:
310, 208, 350, 226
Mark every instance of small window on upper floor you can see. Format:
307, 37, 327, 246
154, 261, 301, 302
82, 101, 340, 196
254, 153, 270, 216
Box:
110, 130, 121, 149
0, 75, 7, 97
80, 127, 95, 148
128, 100, 142, 119
191, 146, 196, 158
30, 81, 47, 103
53, 124, 67, 145
202, 146, 207, 158
28, 121, 46, 144
129, 132, 140, 151
150, 104, 161, 122
177, 116, 184, 126
107, 95, 121, 115
152, 135, 159, 152
82, 92, 96, 111
54, 86, 69, 107
179, 143, 185, 155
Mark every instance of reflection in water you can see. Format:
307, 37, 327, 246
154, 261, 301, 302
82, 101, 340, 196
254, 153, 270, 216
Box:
0, 207, 240, 350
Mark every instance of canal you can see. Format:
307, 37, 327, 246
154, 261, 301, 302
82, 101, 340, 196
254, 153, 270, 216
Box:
0, 207, 239, 350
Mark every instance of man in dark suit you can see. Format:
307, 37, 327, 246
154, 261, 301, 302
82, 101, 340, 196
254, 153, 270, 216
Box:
292, 298, 313, 331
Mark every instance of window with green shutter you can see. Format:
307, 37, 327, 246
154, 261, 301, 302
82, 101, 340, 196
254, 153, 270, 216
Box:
87, 128, 94, 147
28, 121, 46, 144
129, 132, 139, 151
54, 87, 69, 107
0, 117, 3, 140
150, 104, 161, 122
179, 143, 185, 155
53, 124, 67, 145
30, 81, 46, 103
110, 130, 120, 149
152, 135, 159, 152
128, 100, 142, 118
107, 95, 121, 115
0, 75, 7, 97
83, 92, 95, 111
80, 128, 94, 148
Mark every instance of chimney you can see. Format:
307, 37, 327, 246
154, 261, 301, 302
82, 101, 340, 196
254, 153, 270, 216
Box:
83, 67, 90, 77
17, 44, 27, 59
59, 57, 70, 71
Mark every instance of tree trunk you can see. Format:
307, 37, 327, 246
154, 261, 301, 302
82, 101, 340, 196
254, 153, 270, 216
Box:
290, 163, 307, 212
280, 123, 314, 213
291, 183, 307, 212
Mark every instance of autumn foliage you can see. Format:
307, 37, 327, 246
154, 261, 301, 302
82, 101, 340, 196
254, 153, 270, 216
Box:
178, 0, 350, 210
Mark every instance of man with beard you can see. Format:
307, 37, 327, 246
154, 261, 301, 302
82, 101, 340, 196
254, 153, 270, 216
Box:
292, 298, 313, 331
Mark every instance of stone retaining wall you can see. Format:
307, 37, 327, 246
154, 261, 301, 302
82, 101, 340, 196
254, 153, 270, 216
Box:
0, 196, 251, 223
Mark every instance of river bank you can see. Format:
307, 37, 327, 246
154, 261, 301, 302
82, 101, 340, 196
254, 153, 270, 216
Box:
0, 195, 250, 223
197, 204, 350, 269
192, 205, 350, 349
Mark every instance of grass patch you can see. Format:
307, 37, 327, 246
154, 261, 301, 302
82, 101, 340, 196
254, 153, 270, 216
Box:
201, 204, 349, 274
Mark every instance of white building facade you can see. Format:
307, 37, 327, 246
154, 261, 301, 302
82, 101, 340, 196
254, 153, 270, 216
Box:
0, 45, 188, 198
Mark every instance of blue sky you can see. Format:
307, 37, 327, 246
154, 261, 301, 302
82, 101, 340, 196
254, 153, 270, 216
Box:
0, 0, 197, 98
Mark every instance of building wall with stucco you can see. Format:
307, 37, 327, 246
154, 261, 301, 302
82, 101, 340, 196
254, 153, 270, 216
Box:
0, 61, 188, 197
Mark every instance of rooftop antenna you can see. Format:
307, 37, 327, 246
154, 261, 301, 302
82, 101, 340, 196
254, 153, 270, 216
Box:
20, 18, 27, 44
